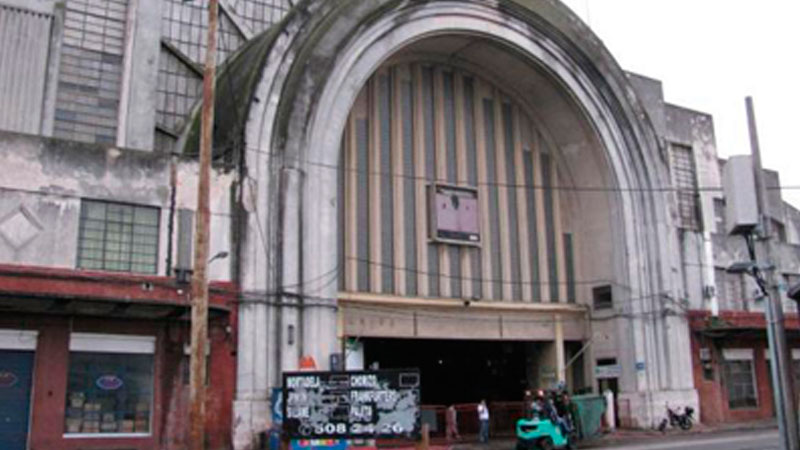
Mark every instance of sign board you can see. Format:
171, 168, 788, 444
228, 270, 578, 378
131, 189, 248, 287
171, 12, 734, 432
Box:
429, 184, 480, 245
594, 364, 621, 379
282, 369, 420, 439
635, 361, 646, 371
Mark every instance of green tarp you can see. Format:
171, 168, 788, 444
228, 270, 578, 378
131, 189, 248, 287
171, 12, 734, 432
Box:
572, 395, 606, 439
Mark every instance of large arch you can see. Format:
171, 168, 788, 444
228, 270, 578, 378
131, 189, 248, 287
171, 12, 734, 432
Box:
218, 0, 696, 446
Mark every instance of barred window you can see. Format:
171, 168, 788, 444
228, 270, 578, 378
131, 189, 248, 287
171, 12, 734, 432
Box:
77, 200, 160, 274
671, 144, 700, 230
722, 349, 757, 409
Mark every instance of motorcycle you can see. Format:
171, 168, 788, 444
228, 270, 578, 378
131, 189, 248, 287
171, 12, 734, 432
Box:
658, 404, 694, 432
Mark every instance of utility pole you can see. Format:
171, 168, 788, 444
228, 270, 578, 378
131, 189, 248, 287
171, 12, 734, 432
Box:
747, 96, 799, 450
189, 0, 218, 448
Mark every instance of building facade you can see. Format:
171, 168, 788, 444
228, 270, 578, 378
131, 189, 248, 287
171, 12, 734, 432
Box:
0, 0, 798, 449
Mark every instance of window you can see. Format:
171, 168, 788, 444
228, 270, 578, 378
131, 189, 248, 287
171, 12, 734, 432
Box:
593, 285, 613, 310
54, 0, 129, 144
722, 349, 757, 409
772, 219, 787, 243
784, 274, 800, 313
78, 200, 160, 274
671, 144, 700, 230
713, 198, 726, 234
65, 333, 155, 435
715, 268, 746, 311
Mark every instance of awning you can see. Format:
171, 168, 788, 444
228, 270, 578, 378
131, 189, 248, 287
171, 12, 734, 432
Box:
0, 264, 232, 320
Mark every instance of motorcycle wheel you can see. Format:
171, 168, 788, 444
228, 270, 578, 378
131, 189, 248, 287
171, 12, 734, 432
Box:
679, 418, 692, 431
538, 436, 555, 450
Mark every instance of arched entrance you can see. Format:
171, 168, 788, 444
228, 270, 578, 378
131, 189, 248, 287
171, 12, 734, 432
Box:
337, 57, 589, 405
215, 1, 697, 446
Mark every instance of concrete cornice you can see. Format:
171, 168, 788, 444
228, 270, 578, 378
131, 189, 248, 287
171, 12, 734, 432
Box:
338, 291, 588, 315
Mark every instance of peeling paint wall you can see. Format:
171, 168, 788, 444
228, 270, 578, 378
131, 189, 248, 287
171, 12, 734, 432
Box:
0, 130, 234, 281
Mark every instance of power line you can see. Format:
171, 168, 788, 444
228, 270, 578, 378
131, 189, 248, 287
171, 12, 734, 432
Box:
244, 145, 800, 195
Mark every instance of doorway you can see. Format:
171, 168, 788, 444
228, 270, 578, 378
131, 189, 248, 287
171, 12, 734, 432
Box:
0, 350, 34, 450
362, 338, 533, 405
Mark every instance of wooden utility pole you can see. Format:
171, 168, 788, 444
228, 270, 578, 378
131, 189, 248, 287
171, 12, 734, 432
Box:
189, 0, 218, 448
747, 96, 799, 450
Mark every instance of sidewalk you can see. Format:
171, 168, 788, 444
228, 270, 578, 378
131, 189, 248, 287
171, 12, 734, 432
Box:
440, 419, 778, 450
581, 418, 777, 448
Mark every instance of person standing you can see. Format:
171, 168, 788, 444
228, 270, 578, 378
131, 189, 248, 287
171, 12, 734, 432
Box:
477, 399, 490, 443
445, 405, 460, 441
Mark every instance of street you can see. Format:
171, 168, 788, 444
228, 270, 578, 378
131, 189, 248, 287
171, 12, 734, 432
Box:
597, 429, 778, 450
451, 429, 780, 450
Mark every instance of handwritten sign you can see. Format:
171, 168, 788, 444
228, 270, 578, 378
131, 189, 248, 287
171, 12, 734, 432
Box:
282, 369, 420, 439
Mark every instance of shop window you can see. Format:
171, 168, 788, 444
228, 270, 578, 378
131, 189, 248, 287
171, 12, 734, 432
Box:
65, 333, 155, 436
722, 349, 757, 409
593, 285, 613, 310
77, 200, 160, 274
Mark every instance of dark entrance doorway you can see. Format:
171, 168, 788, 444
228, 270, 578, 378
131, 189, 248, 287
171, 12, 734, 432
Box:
0, 350, 34, 450
362, 338, 530, 405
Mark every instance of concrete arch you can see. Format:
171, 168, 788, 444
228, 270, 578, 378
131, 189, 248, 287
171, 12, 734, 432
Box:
232, 1, 694, 445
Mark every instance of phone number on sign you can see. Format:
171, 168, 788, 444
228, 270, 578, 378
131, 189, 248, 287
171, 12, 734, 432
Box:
300, 422, 408, 436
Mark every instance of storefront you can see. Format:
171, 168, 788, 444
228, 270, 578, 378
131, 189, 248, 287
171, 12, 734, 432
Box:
689, 310, 800, 424
0, 264, 236, 450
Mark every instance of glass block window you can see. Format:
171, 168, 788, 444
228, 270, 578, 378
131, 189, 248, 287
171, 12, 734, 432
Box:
54, 0, 129, 144
671, 143, 700, 230
155, 48, 203, 135
722, 349, 757, 409
226, 0, 290, 35
78, 200, 160, 274
65, 334, 154, 435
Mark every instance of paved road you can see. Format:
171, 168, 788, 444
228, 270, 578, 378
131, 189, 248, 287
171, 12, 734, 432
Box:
600, 429, 778, 450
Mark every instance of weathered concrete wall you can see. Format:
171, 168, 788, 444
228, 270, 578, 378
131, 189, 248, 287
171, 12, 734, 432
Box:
663, 104, 720, 313
626, 73, 667, 139
0, 131, 234, 281
227, 0, 698, 442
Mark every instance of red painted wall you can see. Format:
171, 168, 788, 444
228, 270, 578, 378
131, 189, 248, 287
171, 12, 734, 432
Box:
0, 315, 235, 449
688, 310, 800, 424
690, 332, 776, 424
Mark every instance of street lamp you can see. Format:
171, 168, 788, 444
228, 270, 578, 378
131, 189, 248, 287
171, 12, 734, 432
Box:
788, 282, 800, 302
725, 261, 756, 275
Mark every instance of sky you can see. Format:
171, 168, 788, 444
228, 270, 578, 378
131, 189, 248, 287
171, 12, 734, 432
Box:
559, 0, 800, 209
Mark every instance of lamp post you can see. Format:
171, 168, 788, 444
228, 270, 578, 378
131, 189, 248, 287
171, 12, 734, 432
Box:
745, 96, 798, 450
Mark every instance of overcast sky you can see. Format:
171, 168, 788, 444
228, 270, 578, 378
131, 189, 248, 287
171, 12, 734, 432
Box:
560, 0, 800, 209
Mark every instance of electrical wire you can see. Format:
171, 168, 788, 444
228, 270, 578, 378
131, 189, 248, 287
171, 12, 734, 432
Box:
243, 144, 800, 195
